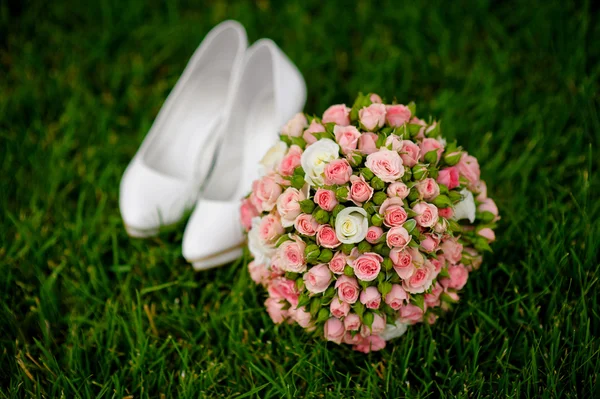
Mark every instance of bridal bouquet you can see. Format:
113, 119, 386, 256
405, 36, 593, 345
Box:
240, 93, 499, 353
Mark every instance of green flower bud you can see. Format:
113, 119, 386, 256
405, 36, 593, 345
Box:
361, 168, 375, 181
476, 211, 495, 223
408, 123, 422, 137
297, 293, 310, 307
313, 208, 330, 224
379, 246, 391, 257
428, 167, 439, 179
296, 278, 305, 292
444, 150, 462, 166
299, 199, 316, 214
373, 242, 385, 255
291, 174, 305, 189
341, 243, 354, 255
305, 244, 320, 262
412, 164, 428, 180
403, 218, 417, 233
293, 166, 305, 177
446, 218, 462, 233
382, 257, 394, 271
438, 183, 449, 194
318, 248, 334, 263
371, 176, 385, 190
344, 265, 355, 276
448, 190, 463, 203
336, 186, 349, 202
310, 297, 322, 317
357, 241, 372, 253
407, 188, 420, 202
424, 150, 438, 165
285, 272, 299, 280
332, 204, 345, 217
317, 308, 330, 323
425, 122, 440, 138
378, 281, 393, 296
407, 101, 416, 116
324, 286, 336, 299
363, 311, 374, 327
432, 194, 452, 208
371, 213, 384, 227
372, 191, 388, 205
402, 167, 413, 182
349, 153, 363, 167
364, 201, 376, 215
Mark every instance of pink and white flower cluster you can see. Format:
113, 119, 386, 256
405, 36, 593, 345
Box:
241, 93, 499, 353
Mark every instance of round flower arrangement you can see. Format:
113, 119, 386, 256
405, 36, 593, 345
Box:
240, 93, 499, 353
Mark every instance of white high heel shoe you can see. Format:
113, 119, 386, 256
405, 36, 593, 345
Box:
119, 21, 247, 237
182, 39, 306, 270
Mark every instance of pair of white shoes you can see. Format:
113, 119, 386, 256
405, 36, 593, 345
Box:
119, 21, 306, 270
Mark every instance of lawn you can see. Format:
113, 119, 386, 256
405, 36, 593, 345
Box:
1, 0, 599, 397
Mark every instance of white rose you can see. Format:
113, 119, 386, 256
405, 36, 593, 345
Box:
281, 113, 308, 137
247, 217, 275, 265
259, 141, 287, 175
452, 188, 476, 223
334, 207, 369, 244
379, 319, 409, 341
300, 138, 340, 186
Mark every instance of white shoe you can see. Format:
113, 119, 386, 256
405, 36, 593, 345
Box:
182, 39, 306, 270
119, 21, 247, 237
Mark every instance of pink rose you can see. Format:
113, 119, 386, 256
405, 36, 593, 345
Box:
365, 148, 405, 182
294, 214, 319, 236
457, 153, 481, 187
420, 233, 439, 253
314, 188, 338, 211
380, 197, 408, 227
438, 207, 454, 219
265, 297, 287, 324
406, 246, 425, 267
278, 236, 307, 273
440, 237, 463, 264
323, 158, 352, 185
416, 178, 440, 200
399, 140, 420, 167
386, 182, 410, 199
330, 296, 351, 318
353, 253, 383, 282
424, 282, 443, 309
240, 198, 259, 231
403, 262, 436, 294
437, 166, 459, 189
463, 247, 483, 269
334, 125, 361, 154
343, 313, 361, 331
359, 286, 381, 309
365, 226, 384, 244
385, 284, 407, 310
430, 254, 446, 273
335, 275, 360, 303
475, 180, 487, 201
358, 103, 386, 131
369, 93, 382, 103
289, 306, 313, 329
303, 120, 325, 145
277, 187, 306, 227
281, 113, 308, 137
478, 198, 499, 220
258, 214, 284, 244
349, 175, 374, 205
303, 263, 332, 294
328, 251, 347, 274
268, 277, 300, 306
278, 145, 303, 176
316, 224, 341, 249
343, 332, 363, 345
399, 303, 424, 324
358, 132, 378, 155
441, 264, 469, 290
385, 104, 412, 127
386, 226, 411, 249
427, 313, 439, 325
478, 227, 496, 242
248, 261, 269, 286
324, 317, 345, 344
322, 104, 351, 126
385, 134, 403, 151
251, 174, 282, 212
362, 313, 386, 336
412, 202, 439, 228
419, 138, 444, 163
353, 335, 386, 353
390, 248, 415, 279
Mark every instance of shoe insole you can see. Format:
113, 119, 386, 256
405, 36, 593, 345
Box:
143, 66, 229, 180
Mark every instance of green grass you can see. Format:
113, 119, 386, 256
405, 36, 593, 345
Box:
1, 0, 599, 397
